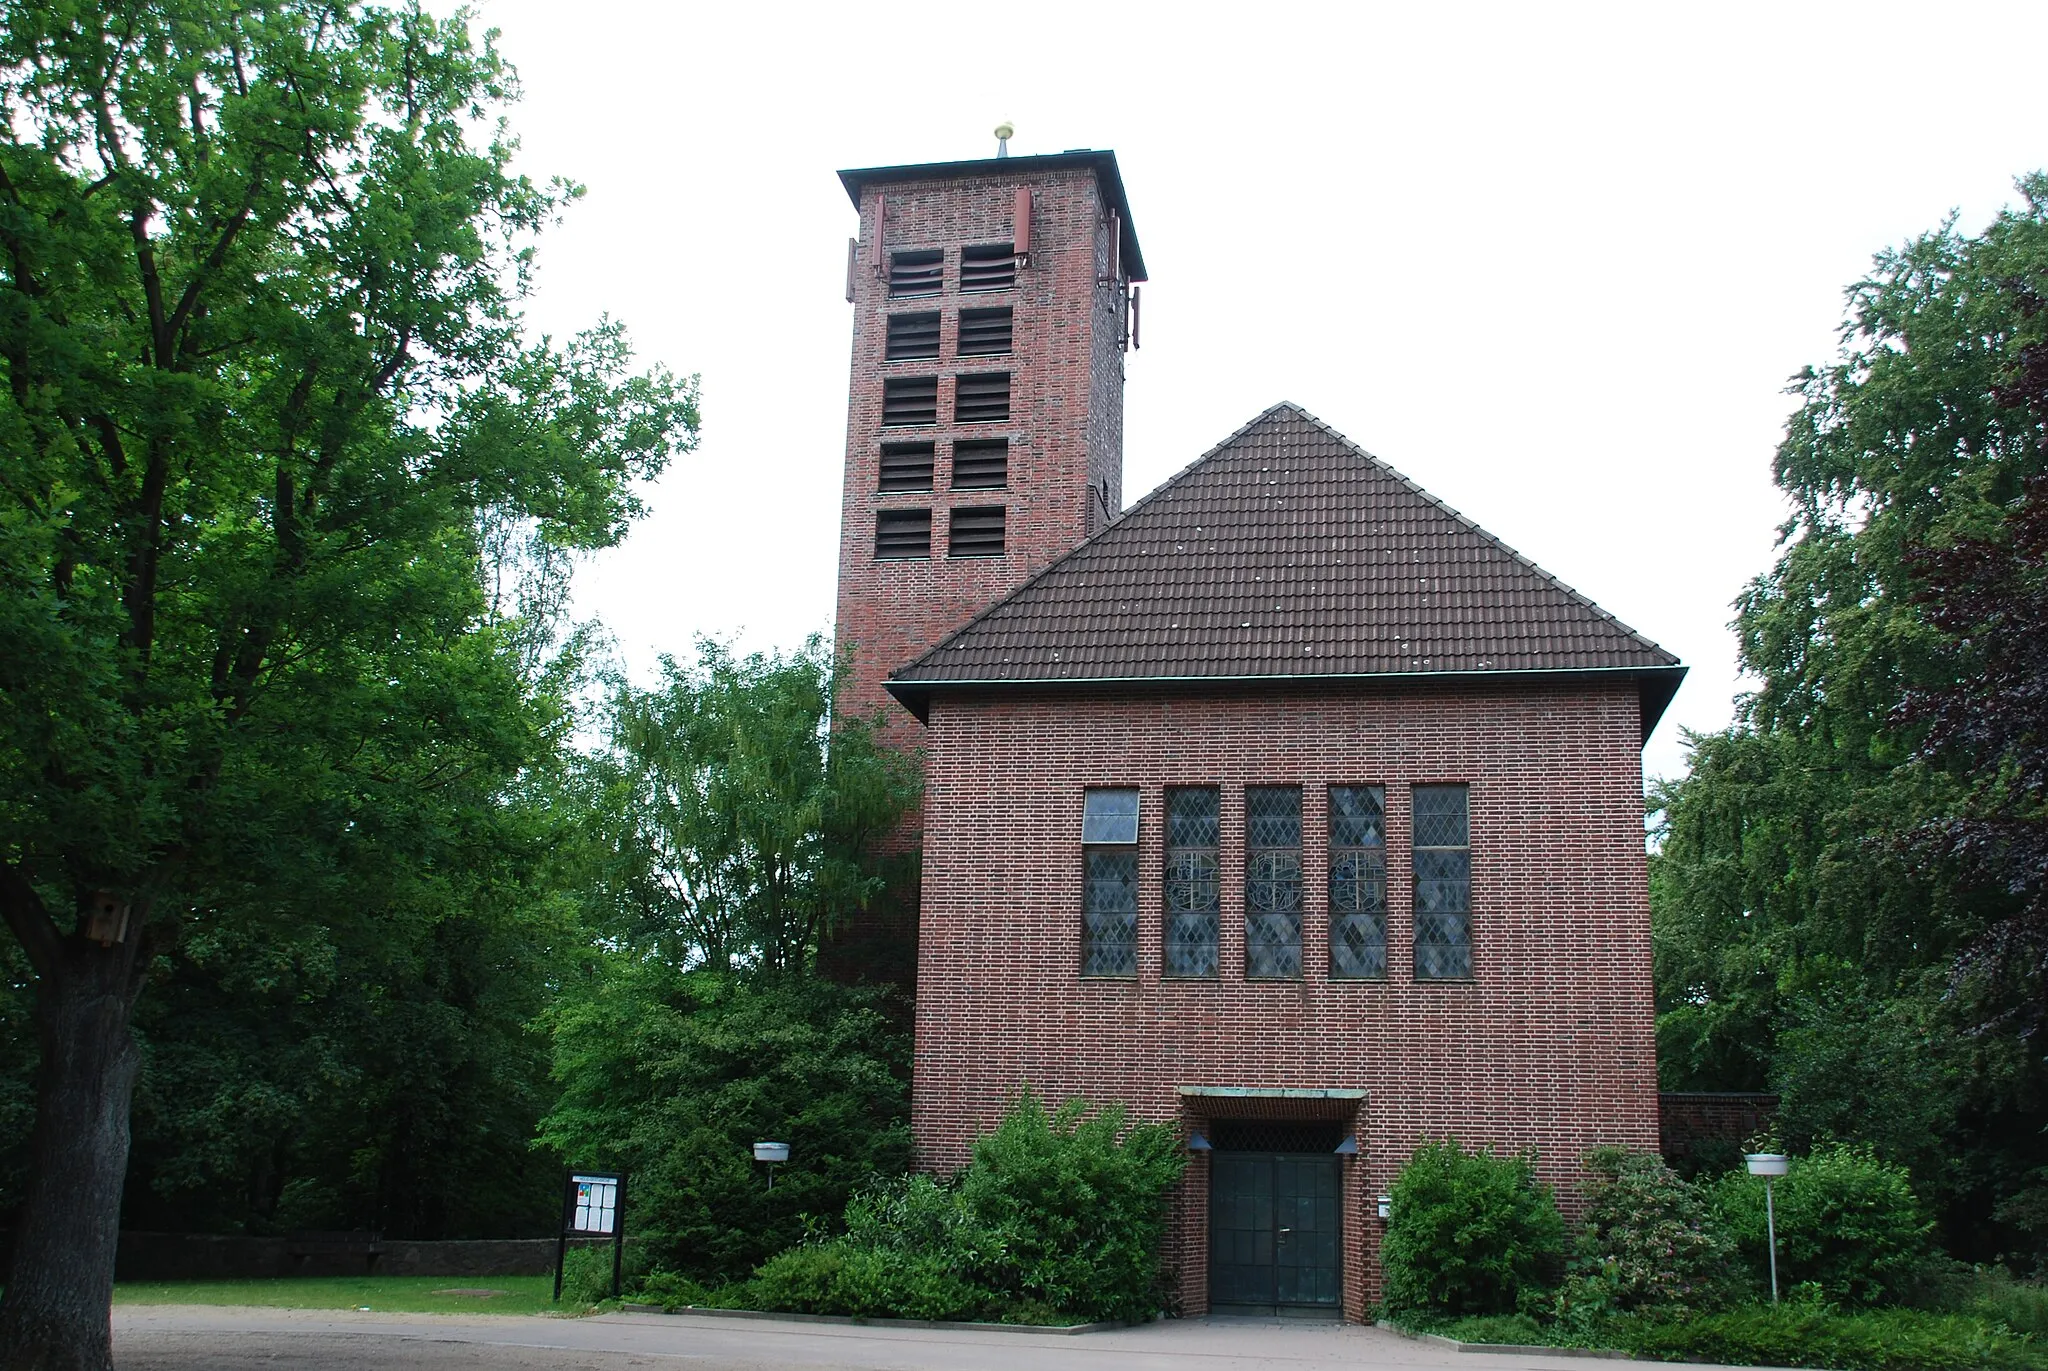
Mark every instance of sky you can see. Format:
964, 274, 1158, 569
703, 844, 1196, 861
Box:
478, 0, 2048, 786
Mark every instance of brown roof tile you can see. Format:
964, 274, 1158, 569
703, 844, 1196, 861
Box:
888, 404, 1684, 733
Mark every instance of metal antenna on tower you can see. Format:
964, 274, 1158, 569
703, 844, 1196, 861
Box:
994, 122, 1013, 158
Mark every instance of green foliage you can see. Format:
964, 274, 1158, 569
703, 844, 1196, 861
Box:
1614, 1304, 2047, 1371
0, 0, 696, 1293
699, 1094, 1183, 1326
1569, 1147, 1736, 1316
744, 1242, 991, 1322
1380, 1139, 1566, 1318
1710, 1144, 1937, 1307
953, 1093, 1184, 1322
578, 636, 920, 973
538, 967, 911, 1282
1650, 175, 2048, 1267
1966, 1269, 2048, 1338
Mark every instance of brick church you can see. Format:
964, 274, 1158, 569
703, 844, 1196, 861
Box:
831, 148, 1683, 1321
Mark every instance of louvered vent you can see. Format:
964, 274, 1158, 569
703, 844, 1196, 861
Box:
885, 312, 940, 360
948, 505, 1005, 557
960, 243, 1016, 292
954, 372, 1010, 425
881, 376, 938, 427
951, 439, 1007, 490
888, 249, 942, 297
878, 442, 935, 492
957, 307, 1013, 356
875, 508, 932, 559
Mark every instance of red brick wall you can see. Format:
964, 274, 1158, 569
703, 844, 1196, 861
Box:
834, 165, 1128, 757
912, 678, 1660, 1320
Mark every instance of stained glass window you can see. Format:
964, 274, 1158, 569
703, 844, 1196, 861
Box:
1164, 788, 1219, 978
1329, 785, 1387, 979
1245, 786, 1303, 979
1413, 784, 1472, 979
1082, 849, 1138, 976
1081, 788, 1140, 976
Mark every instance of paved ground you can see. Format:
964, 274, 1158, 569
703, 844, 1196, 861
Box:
113, 1305, 1721, 1371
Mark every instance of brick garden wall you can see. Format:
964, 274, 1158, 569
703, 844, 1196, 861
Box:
912, 677, 1661, 1320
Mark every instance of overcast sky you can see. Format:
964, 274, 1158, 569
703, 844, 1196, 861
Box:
480, 0, 2048, 786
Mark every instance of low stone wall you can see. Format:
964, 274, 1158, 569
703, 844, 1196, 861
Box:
101, 1232, 608, 1281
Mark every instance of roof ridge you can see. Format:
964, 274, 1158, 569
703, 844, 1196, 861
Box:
882, 403, 1682, 713
1281, 404, 1670, 659
886, 404, 1307, 676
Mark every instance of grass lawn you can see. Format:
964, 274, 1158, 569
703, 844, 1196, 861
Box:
114, 1275, 569, 1316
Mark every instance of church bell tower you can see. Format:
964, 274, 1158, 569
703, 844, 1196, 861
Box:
833, 145, 1147, 752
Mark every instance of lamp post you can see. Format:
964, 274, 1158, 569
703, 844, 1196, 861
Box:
1745, 1152, 1789, 1305
753, 1141, 790, 1190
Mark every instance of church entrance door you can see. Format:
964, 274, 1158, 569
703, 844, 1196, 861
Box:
1207, 1132, 1342, 1315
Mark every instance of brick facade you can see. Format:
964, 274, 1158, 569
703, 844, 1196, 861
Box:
834, 162, 1131, 758
911, 678, 1661, 1321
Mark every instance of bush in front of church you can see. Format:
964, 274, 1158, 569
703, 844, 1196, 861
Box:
1561, 1146, 1738, 1320
1706, 1142, 1939, 1307
957, 1091, 1186, 1321
1381, 1138, 1567, 1318
730, 1092, 1184, 1324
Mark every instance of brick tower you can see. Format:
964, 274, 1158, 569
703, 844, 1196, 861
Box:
833, 150, 1147, 750
824, 148, 1145, 985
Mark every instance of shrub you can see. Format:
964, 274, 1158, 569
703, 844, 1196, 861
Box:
1710, 1143, 1936, 1306
627, 1269, 710, 1310
742, 1240, 990, 1322
538, 969, 912, 1283
1613, 1304, 2046, 1371
1964, 1268, 2048, 1338
729, 1093, 1182, 1325
1381, 1138, 1566, 1317
1570, 1146, 1736, 1316
955, 1092, 1184, 1322
558, 1241, 648, 1305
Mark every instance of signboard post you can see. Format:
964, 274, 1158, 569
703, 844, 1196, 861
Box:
554, 1169, 627, 1302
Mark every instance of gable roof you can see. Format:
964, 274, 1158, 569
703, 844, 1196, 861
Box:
887, 404, 1685, 740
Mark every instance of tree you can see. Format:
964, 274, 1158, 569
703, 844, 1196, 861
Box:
1650, 174, 2048, 1266
583, 637, 920, 974
1897, 476, 2048, 1030
539, 637, 920, 1277
0, 4, 697, 1366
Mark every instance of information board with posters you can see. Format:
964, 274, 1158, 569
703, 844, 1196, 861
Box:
554, 1169, 626, 1301
569, 1174, 619, 1234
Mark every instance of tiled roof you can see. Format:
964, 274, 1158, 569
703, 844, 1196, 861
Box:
888, 404, 1684, 731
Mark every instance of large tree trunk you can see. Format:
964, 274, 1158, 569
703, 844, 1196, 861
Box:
0, 940, 143, 1371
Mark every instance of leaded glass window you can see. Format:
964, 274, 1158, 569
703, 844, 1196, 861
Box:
1244, 786, 1303, 979
1413, 783, 1472, 979
1329, 785, 1387, 979
1164, 788, 1219, 978
1081, 788, 1139, 976
1082, 849, 1138, 976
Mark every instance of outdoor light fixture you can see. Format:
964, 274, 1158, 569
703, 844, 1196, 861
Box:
1745, 1152, 1790, 1305
1186, 1131, 1212, 1152
753, 1141, 790, 1190
1376, 1195, 1393, 1220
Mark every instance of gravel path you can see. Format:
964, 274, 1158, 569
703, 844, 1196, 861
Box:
114, 1305, 1726, 1371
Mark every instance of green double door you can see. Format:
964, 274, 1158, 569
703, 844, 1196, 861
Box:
1208, 1151, 1343, 1313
